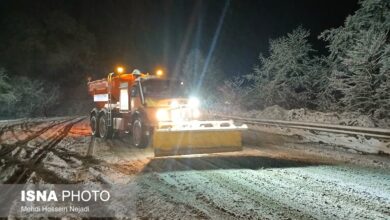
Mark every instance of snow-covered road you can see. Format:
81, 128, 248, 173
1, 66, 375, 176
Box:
0, 118, 389, 219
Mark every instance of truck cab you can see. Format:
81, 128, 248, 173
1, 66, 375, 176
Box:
127, 77, 201, 147
89, 71, 201, 148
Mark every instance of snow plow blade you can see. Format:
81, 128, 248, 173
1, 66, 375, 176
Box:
153, 121, 247, 157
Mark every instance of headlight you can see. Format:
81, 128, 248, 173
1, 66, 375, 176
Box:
156, 109, 169, 121
188, 97, 200, 108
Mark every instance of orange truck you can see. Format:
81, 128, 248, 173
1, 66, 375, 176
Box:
87, 68, 247, 156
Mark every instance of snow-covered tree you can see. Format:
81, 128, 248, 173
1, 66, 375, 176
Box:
0, 69, 60, 118
374, 40, 390, 118
320, 0, 389, 62
320, 0, 390, 117
11, 77, 60, 117
246, 27, 326, 109
0, 68, 16, 115
331, 30, 388, 114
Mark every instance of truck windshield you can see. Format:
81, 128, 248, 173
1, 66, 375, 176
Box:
141, 79, 188, 98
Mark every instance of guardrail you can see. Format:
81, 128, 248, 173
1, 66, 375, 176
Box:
213, 114, 390, 139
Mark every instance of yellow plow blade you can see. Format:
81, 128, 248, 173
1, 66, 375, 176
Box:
152, 121, 247, 157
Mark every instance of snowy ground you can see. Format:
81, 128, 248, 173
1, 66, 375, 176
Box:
0, 117, 389, 219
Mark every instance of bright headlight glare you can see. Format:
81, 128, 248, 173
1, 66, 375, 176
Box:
170, 100, 179, 108
188, 97, 200, 108
193, 109, 201, 118
156, 109, 169, 121
171, 111, 182, 122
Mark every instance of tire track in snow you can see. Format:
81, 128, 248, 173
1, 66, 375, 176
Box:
215, 166, 390, 219
0, 117, 75, 157
4, 117, 85, 183
175, 158, 314, 219
137, 158, 240, 219
137, 154, 390, 219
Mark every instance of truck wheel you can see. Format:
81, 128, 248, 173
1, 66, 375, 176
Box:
99, 113, 113, 139
90, 114, 100, 137
132, 117, 149, 148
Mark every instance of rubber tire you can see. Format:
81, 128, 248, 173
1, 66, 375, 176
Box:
132, 117, 149, 148
98, 113, 113, 139
90, 114, 100, 137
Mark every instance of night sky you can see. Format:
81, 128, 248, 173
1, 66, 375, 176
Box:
0, 0, 359, 80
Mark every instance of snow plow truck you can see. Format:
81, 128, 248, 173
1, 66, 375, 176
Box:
87, 67, 247, 157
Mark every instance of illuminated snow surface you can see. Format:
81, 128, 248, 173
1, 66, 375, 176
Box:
0, 117, 389, 219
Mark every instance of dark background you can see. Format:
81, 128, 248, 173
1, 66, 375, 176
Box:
0, 0, 358, 84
